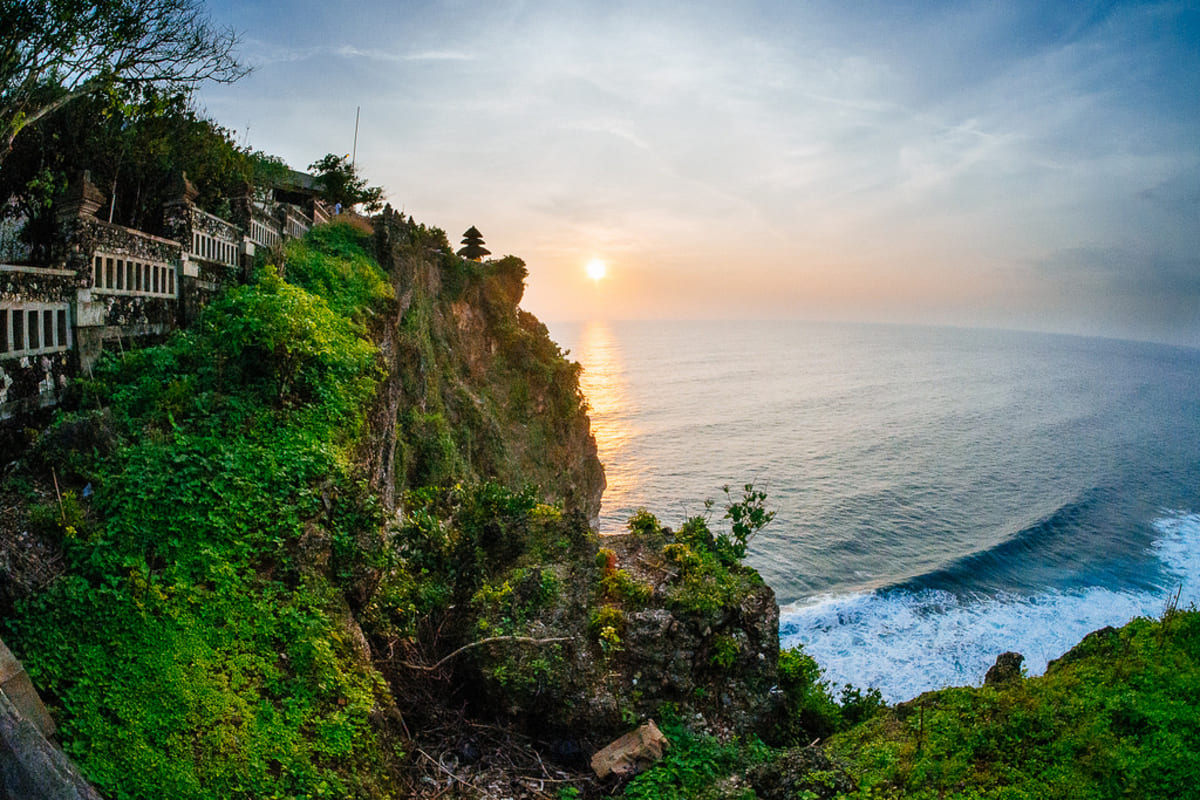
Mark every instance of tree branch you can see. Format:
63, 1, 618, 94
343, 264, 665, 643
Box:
398, 636, 571, 673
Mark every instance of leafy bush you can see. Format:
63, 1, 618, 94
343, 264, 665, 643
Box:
602, 567, 653, 606
372, 482, 591, 642
1, 228, 396, 799
661, 516, 762, 616
621, 714, 769, 800
201, 266, 380, 430
285, 222, 394, 320
717, 483, 774, 564
774, 646, 843, 744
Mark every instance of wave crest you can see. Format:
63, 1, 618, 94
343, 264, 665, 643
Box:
779, 512, 1199, 703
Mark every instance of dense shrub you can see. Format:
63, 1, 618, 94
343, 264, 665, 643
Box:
284, 222, 393, 320
1, 228, 395, 799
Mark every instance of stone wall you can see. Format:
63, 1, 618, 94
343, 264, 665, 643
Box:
59, 195, 183, 376
0, 637, 103, 800
0, 171, 324, 431
0, 265, 77, 420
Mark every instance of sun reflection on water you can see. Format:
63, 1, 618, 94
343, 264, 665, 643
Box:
575, 321, 636, 531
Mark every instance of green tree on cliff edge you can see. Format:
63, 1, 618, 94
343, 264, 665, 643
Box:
308, 153, 385, 213
0, 0, 245, 166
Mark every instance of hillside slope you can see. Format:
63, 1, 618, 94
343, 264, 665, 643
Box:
0, 218, 784, 799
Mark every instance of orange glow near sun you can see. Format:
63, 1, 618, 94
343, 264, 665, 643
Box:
586, 258, 607, 281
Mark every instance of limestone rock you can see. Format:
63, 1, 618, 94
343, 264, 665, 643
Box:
984, 651, 1024, 686
590, 720, 669, 779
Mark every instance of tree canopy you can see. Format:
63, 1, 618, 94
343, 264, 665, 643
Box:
0, 88, 284, 260
307, 154, 385, 213
0, 0, 246, 165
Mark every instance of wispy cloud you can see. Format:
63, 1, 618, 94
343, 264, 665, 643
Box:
201, 0, 1200, 344
239, 39, 475, 67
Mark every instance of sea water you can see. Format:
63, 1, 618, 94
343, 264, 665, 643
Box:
548, 320, 1200, 702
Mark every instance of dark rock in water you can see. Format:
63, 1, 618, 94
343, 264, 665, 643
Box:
984, 652, 1024, 686
746, 746, 856, 800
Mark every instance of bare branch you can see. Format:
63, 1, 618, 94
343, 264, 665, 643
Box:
0, 0, 248, 164
397, 636, 571, 673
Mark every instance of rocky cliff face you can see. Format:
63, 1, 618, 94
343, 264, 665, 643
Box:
362, 208, 605, 522
434, 506, 783, 745
352, 216, 782, 744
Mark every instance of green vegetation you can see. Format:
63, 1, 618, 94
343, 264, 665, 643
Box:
0, 86, 281, 252
383, 220, 598, 512
615, 609, 1200, 800
828, 610, 1200, 799
1, 0, 244, 167
622, 711, 770, 800
308, 154, 384, 213
773, 647, 884, 746
284, 222, 394, 320
662, 519, 764, 616
2, 226, 397, 799
0, 92, 1194, 794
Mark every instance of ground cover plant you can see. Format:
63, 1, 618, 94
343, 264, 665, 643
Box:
827, 608, 1200, 799
1, 223, 400, 799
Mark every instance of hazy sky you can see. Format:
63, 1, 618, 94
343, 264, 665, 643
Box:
198, 1, 1200, 346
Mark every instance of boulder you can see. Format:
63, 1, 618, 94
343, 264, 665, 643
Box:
590, 720, 670, 779
984, 651, 1024, 686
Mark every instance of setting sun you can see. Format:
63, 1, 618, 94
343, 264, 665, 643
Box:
586, 258, 607, 281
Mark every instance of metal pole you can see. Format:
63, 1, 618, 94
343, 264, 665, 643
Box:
352, 106, 360, 171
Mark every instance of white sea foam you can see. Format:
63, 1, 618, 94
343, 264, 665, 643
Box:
779, 512, 1200, 703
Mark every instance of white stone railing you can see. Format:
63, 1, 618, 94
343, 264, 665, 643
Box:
282, 205, 312, 240
91, 251, 177, 297
189, 206, 240, 268
0, 301, 71, 357
250, 217, 281, 249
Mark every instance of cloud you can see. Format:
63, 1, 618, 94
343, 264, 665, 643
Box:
238, 39, 475, 67
198, 0, 1200, 344
1038, 246, 1200, 300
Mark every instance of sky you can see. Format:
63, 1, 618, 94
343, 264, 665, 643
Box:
198, 0, 1200, 346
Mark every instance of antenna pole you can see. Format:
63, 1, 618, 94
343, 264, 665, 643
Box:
352, 106, 360, 170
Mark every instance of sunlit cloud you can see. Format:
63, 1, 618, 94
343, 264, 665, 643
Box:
200, 0, 1200, 346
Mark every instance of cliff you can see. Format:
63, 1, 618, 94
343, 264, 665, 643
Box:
0, 216, 781, 799
362, 208, 605, 521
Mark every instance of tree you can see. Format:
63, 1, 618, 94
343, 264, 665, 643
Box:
307, 154, 384, 213
456, 226, 490, 261
0, 0, 246, 165
0, 87, 278, 259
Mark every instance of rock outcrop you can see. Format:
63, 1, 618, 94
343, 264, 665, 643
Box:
458, 518, 782, 743
364, 209, 605, 522
984, 651, 1024, 685
0, 639, 103, 800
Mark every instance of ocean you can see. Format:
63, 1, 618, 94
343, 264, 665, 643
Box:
548, 320, 1200, 702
